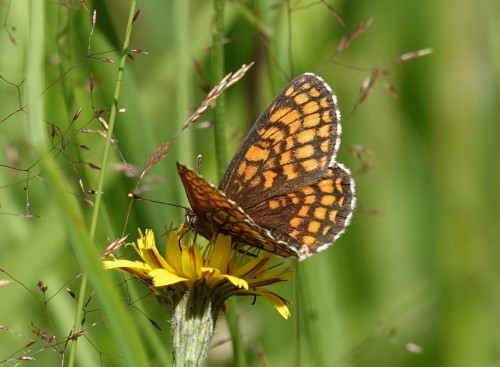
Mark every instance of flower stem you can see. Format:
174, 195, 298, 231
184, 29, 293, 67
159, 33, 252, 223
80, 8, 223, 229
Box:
172, 292, 215, 367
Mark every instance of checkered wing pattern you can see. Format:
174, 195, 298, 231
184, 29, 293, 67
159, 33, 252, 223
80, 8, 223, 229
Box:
178, 73, 355, 260
244, 164, 354, 256
177, 163, 303, 258
219, 73, 341, 206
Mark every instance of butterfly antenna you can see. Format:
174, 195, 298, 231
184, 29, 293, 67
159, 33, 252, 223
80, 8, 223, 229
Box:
128, 193, 189, 211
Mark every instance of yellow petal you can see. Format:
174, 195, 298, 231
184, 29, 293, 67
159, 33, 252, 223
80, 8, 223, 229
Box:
166, 229, 183, 273
199, 267, 248, 290
200, 266, 220, 285
203, 267, 225, 285
142, 246, 172, 271
252, 290, 291, 319
103, 259, 148, 270
150, 269, 188, 287
102, 260, 151, 279
222, 274, 249, 290
207, 234, 232, 270
192, 244, 203, 276
181, 246, 195, 279
200, 266, 219, 276
135, 229, 172, 271
182, 244, 203, 280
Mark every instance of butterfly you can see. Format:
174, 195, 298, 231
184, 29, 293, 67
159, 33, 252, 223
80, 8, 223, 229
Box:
177, 73, 355, 260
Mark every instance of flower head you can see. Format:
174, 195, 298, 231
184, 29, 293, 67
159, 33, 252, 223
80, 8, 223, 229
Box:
103, 228, 292, 319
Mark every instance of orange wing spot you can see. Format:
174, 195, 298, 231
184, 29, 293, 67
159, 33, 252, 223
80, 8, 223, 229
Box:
302, 82, 312, 90
269, 107, 291, 123
264, 157, 278, 170
301, 158, 320, 172
272, 142, 283, 155
262, 125, 285, 144
268, 200, 280, 210
335, 178, 344, 192
294, 92, 310, 105
260, 125, 277, 138
304, 195, 316, 204
319, 97, 330, 108
317, 124, 331, 138
290, 230, 300, 240
322, 225, 331, 235
249, 175, 262, 188
262, 170, 277, 188
262, 140, 271, 149
283, 163, 299, 180
321, 195, 336, 206
298, 205, 310, 217
318, 180, 334, 193
297, 128, 316, 144
296, 144, 315, 159
308, 221, 321, 233
290, 217, 303, 228
281, 109, 301, 125
310, 87, 321, 97
302, 101, 320, 114
329, 210, 338, 223
314, 206, 327, 220
237, 160, 247, 176
279, 150, 292, 165
285, 86, 296, 96
338, 197, 345, 207
288, 119, 302, 134
288, 194, 300, 204
245, 145, 269, 162
304, 113, 321, 127
302, 187, 315, 195
285, 136, 295, 151
243, 164, 258, 182
268, 102, 278, 114
302, 235, 315, 245
320, 140, 330, 153
322, 110, 333, 123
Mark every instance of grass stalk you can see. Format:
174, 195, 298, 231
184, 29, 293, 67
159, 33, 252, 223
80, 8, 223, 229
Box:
212, 1, 246, 366
26, 1, 149, 366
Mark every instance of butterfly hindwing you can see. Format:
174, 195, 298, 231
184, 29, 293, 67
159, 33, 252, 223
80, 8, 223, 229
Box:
244, 164, 355, 255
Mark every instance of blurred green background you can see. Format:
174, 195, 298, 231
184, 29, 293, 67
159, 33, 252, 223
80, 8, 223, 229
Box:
1, 0, 499, 366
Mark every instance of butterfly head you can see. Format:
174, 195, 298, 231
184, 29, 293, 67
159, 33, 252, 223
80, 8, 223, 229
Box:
185, 208, 197, 229
185, 208, 215, 241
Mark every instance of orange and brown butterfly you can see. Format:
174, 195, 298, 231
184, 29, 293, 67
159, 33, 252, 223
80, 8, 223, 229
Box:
177, 73, 355, 260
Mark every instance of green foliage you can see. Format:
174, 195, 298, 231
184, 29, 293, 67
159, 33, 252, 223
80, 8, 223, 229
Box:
1, 0, 499, 366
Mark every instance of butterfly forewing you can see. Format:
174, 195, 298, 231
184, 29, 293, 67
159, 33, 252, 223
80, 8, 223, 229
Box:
219, 74, 341, 207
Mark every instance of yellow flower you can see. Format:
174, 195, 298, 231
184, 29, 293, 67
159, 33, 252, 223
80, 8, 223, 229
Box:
103, 228, 292, 319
